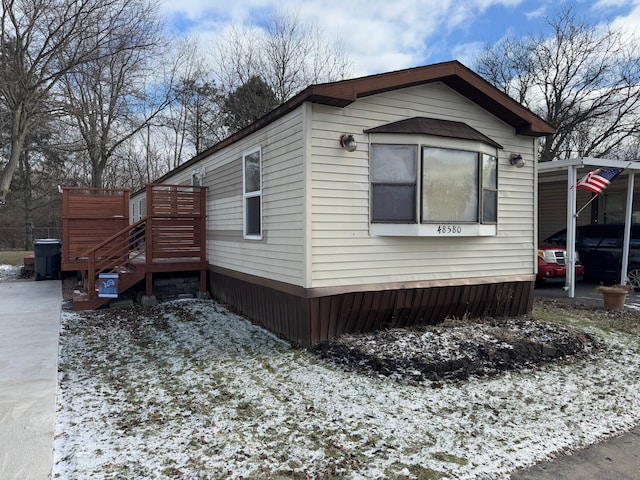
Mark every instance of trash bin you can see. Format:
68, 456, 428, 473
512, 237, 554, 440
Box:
34, 239, 62, 281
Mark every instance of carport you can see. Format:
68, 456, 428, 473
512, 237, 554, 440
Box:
538, 157, 640, 298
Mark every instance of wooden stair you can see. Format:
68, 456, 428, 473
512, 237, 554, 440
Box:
71, 216, 149, 310
73, 263, 146, 310
63, 184, 208, 311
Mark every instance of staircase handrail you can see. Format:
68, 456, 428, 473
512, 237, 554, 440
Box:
84, 217, 148, 298
81, 216, 148, 258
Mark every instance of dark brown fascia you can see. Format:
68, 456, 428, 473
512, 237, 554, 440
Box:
154, 60, 556, 183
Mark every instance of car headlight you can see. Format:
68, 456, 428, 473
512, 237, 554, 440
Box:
537, 250, 557, 263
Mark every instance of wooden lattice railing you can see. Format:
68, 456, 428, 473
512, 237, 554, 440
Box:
71, 184, 207, 307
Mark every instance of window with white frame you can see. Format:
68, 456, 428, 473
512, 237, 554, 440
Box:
371, 141, 498, 232
243, 147, 262, 239
191, 167, 205, 186
603, 191, 640, 223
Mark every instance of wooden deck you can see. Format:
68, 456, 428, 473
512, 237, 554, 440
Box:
62, 184, 207, 310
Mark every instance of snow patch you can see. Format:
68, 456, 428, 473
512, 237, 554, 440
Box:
52, 300, 640, 479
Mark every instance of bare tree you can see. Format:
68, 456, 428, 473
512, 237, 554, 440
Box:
474, 3, 640, 162
59, 0, 172, 188
0, 0, 121, 204
213, 10, 352, 106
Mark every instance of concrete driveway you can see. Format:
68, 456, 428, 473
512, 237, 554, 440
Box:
0, 279, 62, 480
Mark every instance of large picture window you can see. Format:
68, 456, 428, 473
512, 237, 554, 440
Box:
243, 147, 262, 239
422, 147, 478, 222
371, 142, 498, 229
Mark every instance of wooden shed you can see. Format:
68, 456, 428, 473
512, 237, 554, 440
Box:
130, 60, 555, 347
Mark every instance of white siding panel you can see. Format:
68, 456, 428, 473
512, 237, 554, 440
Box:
309, 82, 537, 288
165, 108, 307, 286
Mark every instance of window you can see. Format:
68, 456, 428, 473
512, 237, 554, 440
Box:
191, 167, 205, 186
243, 147, 262, 239
603, 192, 640, 224
371, 142, 498, 235
481, 153, 498, 223
422, 147, 478, 222
371, 145, 418, 222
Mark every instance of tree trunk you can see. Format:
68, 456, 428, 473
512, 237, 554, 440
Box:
0, 107, 29, 204
20, 148, 34, 249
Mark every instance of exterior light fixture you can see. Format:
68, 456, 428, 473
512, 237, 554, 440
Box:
340, 134, 357, 152
509, 153, 525, 168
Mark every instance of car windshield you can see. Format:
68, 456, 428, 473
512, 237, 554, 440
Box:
544, 230, 566, 246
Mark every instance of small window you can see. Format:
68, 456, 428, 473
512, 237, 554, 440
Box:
243, 147, 262, 239
371, 145, 417, 222
481, 153, 498, 223
603, 192, 640, 224
191, 168, 204, 186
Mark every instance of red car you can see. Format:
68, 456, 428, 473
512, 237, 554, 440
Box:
537, 242, 584, 284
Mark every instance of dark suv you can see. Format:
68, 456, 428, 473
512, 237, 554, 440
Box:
544, 224, 640, 287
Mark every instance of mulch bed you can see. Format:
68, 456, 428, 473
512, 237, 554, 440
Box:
313, 315, 598, 384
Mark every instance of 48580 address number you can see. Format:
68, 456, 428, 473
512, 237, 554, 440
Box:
436, 225, 462, 234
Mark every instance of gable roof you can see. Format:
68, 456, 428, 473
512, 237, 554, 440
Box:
364, 117, 504, 149
159, 60, 555, 180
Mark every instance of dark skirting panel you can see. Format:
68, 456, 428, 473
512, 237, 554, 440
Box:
209, 268, 534, 347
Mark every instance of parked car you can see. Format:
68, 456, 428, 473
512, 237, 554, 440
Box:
537, 241, 584, 284
543, 223, 640, 287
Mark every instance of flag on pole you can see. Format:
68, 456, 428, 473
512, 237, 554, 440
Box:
574, 168, 623, 194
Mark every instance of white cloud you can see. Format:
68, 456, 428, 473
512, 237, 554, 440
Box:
159, 0, 533, 76
609, 1, 640, 37
159, 0, 640, 77
525, 5, 547, 19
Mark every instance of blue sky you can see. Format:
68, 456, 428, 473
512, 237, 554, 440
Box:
160, 0, 640, 76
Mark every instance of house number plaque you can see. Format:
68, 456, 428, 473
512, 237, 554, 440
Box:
436, 225, 463, 234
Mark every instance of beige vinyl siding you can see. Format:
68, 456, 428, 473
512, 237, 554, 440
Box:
309, 81, 537, 288
208, 110, 305, 285
155, 109, 307, 286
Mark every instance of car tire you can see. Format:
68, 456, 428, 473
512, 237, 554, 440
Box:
627, 267, 640, 289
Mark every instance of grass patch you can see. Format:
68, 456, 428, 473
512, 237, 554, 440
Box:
533, 298, 640, 335
0, 250, 32, 266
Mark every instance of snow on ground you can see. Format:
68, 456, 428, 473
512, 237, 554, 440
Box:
52, 299, 640, 480
0, 264, 21, 281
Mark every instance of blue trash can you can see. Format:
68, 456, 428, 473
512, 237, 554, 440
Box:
34, 239, 62, 281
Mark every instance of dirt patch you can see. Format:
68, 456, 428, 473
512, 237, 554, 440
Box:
313, 315, 597, 385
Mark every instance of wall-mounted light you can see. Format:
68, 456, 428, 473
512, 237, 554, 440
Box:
340, 134, 357, 152
509, 153, 525, 168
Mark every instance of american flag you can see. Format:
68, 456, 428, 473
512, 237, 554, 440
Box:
575, 168, 623, 194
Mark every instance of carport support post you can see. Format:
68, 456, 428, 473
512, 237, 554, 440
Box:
620, 173, 635, 285
566, 165, 578, 298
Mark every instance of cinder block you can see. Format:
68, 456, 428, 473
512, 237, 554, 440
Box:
141, 295, 158, 307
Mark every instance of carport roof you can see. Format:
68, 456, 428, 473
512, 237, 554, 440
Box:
538, 157, 640, 173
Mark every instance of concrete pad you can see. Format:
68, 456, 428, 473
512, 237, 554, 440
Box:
511, 425, 640, 480
0, 280, 61, 480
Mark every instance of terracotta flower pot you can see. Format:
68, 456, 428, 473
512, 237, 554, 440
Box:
596, 285, 631, 310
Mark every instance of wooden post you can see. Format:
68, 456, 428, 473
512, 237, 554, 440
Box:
88, 252, 96, 301
200, 268, 207, 293
146, 272, 153, 297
